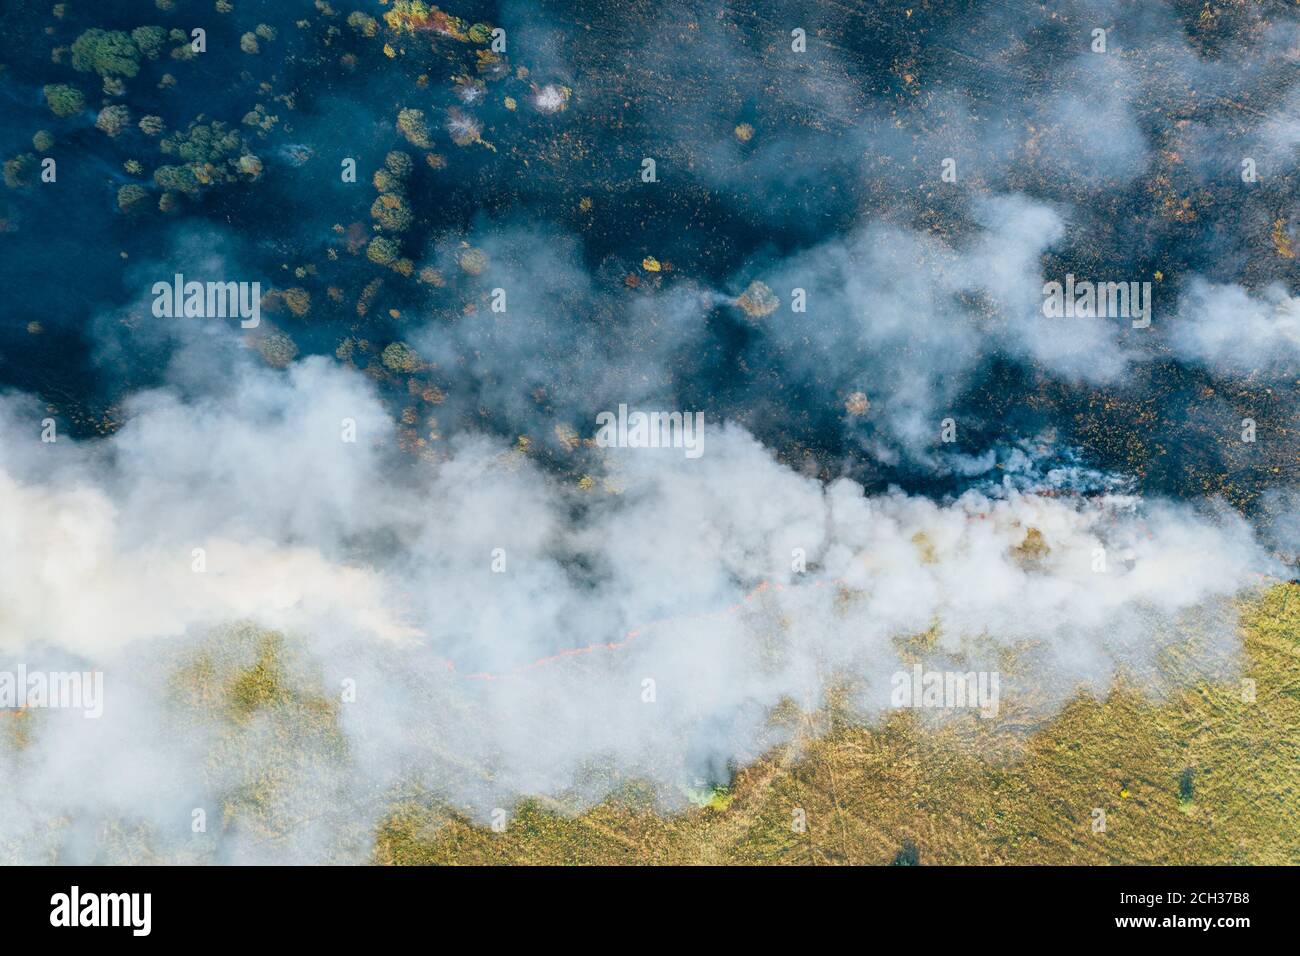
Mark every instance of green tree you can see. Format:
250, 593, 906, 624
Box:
117, 183, 149, 213
3, 154, 37, 189
131, 25, 167, 59
43, 84, 85, 118
162, 121, 242, 165
70, 29, 141, 78
367, 236, 400, 265
153, 164, 201, 194
385, 150, 413, 179
382, 342, 421, 372
347, 11, 378, 36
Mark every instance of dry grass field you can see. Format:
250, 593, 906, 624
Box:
13, 583, 1291, 864
375, 582, 1299, 865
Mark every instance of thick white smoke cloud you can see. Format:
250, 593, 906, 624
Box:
0, 355, 1277, 862
0, 0, 1294, 867
1170, 279, 1300, 377
751, 193, 1143, 462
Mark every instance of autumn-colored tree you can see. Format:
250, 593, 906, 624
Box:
257, 333, 299, 369
282, 288, 311, 317
371, 193, 414, 233
397, 109, 432, 148
95, 105, 131, 137
445, 107, 482, 147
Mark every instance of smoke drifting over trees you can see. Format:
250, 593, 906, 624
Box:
0, 0, 1295, 861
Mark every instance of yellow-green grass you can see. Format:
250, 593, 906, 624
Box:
375, 582, 1300, 865
5, 587, 1293, 864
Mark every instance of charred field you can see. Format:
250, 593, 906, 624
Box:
0, 0, 1296, 866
